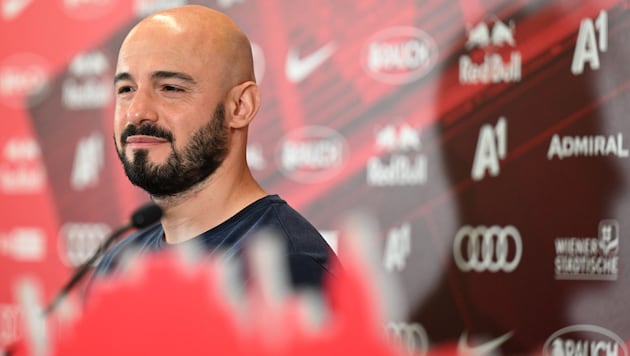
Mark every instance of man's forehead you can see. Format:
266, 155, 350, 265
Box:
118, 25, 218, 66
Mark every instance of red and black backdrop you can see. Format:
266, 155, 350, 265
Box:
1, 0, 630, 354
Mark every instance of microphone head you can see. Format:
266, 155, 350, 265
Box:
130, 202, 163, 228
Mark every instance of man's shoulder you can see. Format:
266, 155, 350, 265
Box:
268, 201, 323, 240
95, 224, 164, 275
237, 195, 321, 237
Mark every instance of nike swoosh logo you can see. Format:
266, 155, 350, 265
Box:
285, 42, 336, 83
458, 331, 513, 355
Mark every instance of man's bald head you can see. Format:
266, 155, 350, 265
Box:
119, 5, 256, 89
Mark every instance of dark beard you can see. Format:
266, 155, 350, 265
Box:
115, 104, 228, 198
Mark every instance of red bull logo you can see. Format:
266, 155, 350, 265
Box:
466, 19, 516, 49
460, 17, 521, 85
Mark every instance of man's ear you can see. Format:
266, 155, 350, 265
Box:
226, 81, 260, 129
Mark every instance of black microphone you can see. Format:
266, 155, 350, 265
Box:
43, 202, 163, 315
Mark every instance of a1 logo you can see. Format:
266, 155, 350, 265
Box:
571, 10, 608, 75
471, 116, 507, 181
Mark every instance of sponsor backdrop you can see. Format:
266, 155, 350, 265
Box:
1, 0, 629, 354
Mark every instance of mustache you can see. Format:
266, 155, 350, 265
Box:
121, 124, 174, 144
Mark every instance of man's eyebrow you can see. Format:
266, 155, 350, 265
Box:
113, 72, 133, 85
113, 71, 197, 85
152, 71, 196, 84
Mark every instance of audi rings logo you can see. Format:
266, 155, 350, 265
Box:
385, 322, 429, 355
58, 223, 111, 267
453, 225, 522, 273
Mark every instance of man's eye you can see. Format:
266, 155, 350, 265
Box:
117, 86, 134, 94
163, 85, 183, 92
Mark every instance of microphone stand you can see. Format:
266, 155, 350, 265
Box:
42, 223, 134, 316
44, 202, 163, 316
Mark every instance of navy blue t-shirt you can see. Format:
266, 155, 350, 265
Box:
93, 195, 337, 288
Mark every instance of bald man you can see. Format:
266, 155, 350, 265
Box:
93, 5, 337, 288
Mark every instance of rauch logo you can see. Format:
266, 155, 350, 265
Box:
278, 126, 347, 183
362, 26, 438, 84
0, 53, 51, 109
543, 325, 628, 356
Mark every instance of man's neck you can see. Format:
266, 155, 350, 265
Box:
153, 166, 267, 244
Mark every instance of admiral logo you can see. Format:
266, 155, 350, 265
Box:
278, 126, 347, 183
362, 26, 438, 84
63, 0, 116, 20
547, 133, 628, 160
385, 322, 429, 355
71, 132, 105, 191
543, 325, 627, 356
63, 51, 112, 109
555, 220, 620, 280
453, 225, 522, 273
0, 137, 46, 194
58, 222, 111, 267
0, 227, 46, 262
367, 122, 427, 187
383, 223, 411, 272
0, 53, 51, 109
246, 144, 266, 171
0, 304, 22, 349
134, 0, 187, 17
460, 18, 521, 85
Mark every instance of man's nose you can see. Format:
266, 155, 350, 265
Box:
126, 88, 158, 125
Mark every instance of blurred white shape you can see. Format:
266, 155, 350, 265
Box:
15, 278, 48, 356
319, 230, 338, 254
71, 132, 104, 191
0, 228, 46, 262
